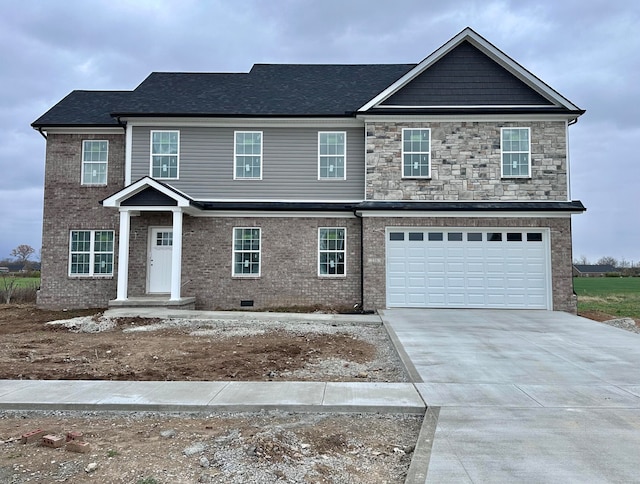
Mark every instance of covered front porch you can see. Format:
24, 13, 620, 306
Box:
102, 177, 197, 309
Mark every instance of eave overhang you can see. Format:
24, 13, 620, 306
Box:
356, 200, 586, 216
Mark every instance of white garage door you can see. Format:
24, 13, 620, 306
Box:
386, 228, 550, 309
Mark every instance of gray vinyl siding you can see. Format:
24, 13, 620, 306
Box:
131, 126, 365, 200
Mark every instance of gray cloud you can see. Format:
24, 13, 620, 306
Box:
1, 0, 638, 263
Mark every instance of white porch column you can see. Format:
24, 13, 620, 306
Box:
170, 209, 183, 301
116, 210, 130, 300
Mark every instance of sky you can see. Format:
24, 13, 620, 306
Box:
1, 0, 638, 265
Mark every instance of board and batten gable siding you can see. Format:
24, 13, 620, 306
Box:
131, 126, 365, 200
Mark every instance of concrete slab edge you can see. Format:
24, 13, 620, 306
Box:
104, 308, 383, 324
382, 320, 424, 384
405, 406, 440, 484
0, 402, 426, 414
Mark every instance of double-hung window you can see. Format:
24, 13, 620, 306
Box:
501, 127, 530, 177
402, 128, 430, 178
318, 228, 346, 276
151, 130, 179, 179
233, 228, 261, 276
234, 131, 262, 179
318, 132, 346, 179
81, 140, 108, 185
69, 230, 114, 276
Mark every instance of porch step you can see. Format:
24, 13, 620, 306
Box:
108, 295, 196, 309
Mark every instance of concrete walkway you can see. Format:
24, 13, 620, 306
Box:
0, 380, 424, 414
380, 309, 640, 483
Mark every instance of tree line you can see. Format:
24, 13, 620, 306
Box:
0, 244, 40, 272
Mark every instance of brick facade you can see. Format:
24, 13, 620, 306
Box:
37, 130, 578, 315
361, 216, 577, 313
365, 121, 568, 201
126, 214, 362, 311
37, 133, 125, 309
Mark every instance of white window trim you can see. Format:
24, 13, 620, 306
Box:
500, 127, 531, 178
401, 128, 431, 179
318, 227, 347, 277
233, 131, 263, 180
150, 130, 180, 180
232, 227, 261, 277
317, 131, 347, 180
68, 230, 115, 277
81, 140, 108, 186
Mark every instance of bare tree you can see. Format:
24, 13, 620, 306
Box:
10, 244, 35, 271
596, 256, 618, 268
573, 255, 590, 265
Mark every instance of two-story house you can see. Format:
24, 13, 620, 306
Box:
32, 28, 585, 313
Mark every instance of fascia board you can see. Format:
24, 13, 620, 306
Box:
36, 127, 124, 135
121, 117, 362, 128
188, 210, 357, 218
357, 113, 577, 123
356, 210, 580, 218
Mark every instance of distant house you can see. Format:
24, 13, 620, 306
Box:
0, 267, 9, 273
573, 264, 620, 277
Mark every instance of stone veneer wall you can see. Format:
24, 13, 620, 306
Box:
127, 215, 362, 311
362, 216, 577, 314
365, 121, 568, 201
37, 133, 125, 309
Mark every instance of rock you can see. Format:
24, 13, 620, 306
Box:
183, 442, 207, 456
606, 318, 637, 329
356, 371, 369, 378
246, 445, 258, 457
160, 429, 176, 438
85, 463, 98, 473
199, 456, 210, 468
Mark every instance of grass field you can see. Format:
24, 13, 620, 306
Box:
0, 276, 40, 288
574, 277, 640, 320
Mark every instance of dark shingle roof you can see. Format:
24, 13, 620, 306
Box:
116, 64, 415, 116
32, 64, 414, 126
32, 91, 131, 127
573, 264, 619, 274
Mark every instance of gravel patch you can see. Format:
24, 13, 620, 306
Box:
602, 317, 640, 333
0, 410, 421, 483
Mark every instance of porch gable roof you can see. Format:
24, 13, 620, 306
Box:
101, 177, 192, 208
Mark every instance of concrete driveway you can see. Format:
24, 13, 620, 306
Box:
380, 309, 640, 483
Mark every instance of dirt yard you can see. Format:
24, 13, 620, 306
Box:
0, 305, 417, 483
0, 411, 422, 483
0, 305, 406, 383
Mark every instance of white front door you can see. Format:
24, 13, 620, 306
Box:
148, 228, 173, 293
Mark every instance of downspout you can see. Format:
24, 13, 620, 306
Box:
37, 128, 47, 140
353, 209, 370, 314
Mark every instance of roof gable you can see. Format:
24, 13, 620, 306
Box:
381, 41, 554, 107
121, 186, 178, 206
359, 27, 583, 114
102, 177, 191, 208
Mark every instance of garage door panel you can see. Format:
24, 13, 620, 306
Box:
386, 228, 549, 309
408, 277, 425, 288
